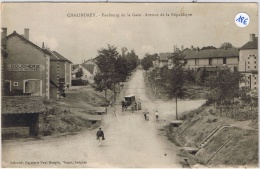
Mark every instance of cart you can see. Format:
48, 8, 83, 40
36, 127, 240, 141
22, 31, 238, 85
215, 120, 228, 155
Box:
124, 94, 136, 107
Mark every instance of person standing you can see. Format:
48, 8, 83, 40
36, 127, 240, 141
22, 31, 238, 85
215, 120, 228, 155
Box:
96, 128, 105, 147
155, 111, 159, 121
182, 159, 191, 168
144, 113, 147, 120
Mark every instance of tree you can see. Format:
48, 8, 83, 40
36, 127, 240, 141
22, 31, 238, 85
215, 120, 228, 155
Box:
75, 68, 84, 79
166, 53, 186, 120
220, 42, 233, 49
141, 56, 153, 74
94, 44, 120, 102
201, 46, 217, 50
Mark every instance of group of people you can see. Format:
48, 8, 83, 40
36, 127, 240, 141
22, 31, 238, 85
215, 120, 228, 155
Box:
144, 111, 159, 121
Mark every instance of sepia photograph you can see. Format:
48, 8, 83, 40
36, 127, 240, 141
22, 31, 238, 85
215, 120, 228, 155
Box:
1, 2, 258, 168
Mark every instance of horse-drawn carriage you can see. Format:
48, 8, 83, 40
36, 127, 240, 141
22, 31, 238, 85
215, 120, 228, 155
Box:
122, 94, 142, 111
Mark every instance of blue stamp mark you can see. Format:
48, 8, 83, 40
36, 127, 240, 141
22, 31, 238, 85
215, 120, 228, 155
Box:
235, 13, 250, 27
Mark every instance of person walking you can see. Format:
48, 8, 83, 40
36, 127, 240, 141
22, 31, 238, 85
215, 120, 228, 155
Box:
96, 128, 105, 147
121, 100, 125, 112
144, 113, 147, 120
155, 111, 159, 121
146, 113, 149, 121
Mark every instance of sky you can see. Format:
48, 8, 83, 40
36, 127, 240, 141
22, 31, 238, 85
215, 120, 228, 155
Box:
1, 3, 258, 64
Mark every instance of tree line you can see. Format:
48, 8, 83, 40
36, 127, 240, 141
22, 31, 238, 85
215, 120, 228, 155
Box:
93, 44, 140, 101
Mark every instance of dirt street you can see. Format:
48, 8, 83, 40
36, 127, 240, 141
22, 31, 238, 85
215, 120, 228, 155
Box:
2, 69, 205, 168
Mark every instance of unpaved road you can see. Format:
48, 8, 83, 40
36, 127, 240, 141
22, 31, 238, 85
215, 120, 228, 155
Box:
2, 69, 205, 168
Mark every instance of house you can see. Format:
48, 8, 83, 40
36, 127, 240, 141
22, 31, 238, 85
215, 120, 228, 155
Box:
158, 53, 171, 68
2, 96, 46, 138
83, 59, 100, 77
238, 34, 258, 95
1, 28, 72, 99
181, 48, 239, 71
2, 28, 51, 99
47, 49, 72, 99
72, 63, 98, 84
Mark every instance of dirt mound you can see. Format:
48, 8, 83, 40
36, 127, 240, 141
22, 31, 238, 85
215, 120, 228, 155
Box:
164, 105, 258, 167
41, 107, 100, 136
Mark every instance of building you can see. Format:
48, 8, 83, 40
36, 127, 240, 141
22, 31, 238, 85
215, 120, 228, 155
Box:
2, 28, 51, 99
83, 59, 100, 77
181, 48, 239, 71
158, 53, 171, 68
2, 96, 46, 138
1, 28, 72, 99
72, 63, 100, 84
47, 49, 72, 98
238, 34, 258, 94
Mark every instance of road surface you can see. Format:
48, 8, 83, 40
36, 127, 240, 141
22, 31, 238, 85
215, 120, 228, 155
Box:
2, 69, 205, 168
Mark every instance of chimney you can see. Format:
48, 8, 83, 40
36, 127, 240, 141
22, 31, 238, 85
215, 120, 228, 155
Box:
24, 28, 29, 40
181, 45, 184, 51
1, 27, 7, 39
191, 45, 194, 50
42, 42, 45, 49
250, 34, 255, 42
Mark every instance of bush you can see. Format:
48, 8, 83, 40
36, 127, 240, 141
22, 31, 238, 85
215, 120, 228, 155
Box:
72, 79, 88, 86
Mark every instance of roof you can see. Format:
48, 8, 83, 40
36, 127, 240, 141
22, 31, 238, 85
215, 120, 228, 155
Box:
2, 96, 46, 114
182, 48, 239, 59
82, 64, 95, 74
4, 31, 51, 56
53, 51, 72, 63
159, 53, 171, 61
48, 50, 72, 63
240, 37, 258, 50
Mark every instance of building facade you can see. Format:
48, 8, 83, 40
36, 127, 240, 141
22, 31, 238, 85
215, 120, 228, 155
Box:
238, 34, 258, 95
181, 48, 239, 71
2, 29, 51, 99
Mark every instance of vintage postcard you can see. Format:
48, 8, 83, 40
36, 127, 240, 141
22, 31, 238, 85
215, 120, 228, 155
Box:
1, 2, 258, 168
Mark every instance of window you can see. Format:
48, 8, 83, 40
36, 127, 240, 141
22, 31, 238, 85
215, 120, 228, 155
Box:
195, 59, 198, 65
223, 58, 227, 64
248, 62, 250, 64
248, 66, 250, 69
254, 66, 256, 69
254, 61, 257, 64
209, 58, 212, 65
13, 82, 18, 86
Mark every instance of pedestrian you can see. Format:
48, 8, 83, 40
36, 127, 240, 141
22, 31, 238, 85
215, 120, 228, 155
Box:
134, 101, 137, 111
66, 82, 69, 90
155, 111, 159, 121
146, 113, 149, 121
96, 128, 105, 147
182, 159, 191, 168
131, 105, 134, 113
138, 102, 142, 110
121, 100, 125, 112
144, 113, 147, 120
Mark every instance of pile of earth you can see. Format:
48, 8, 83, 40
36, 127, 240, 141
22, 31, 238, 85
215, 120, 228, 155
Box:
41, 107, 101, 136
163, 105, 258, 167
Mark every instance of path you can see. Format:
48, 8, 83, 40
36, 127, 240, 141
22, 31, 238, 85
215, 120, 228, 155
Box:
2, 69, 205, 168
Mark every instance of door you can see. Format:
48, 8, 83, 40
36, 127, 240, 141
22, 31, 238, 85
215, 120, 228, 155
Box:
4, 81, 11, 95
25, 80, 41, 96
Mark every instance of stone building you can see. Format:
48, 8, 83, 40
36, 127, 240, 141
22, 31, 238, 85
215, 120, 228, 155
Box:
238, 34, 258, 95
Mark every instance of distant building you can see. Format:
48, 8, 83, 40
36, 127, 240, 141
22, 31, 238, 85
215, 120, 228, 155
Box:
158, 53, 171, 68
181, 48, 239, 71
238, 34, 258, 95
72, 62, 100, 83
83, 59, 100, 77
